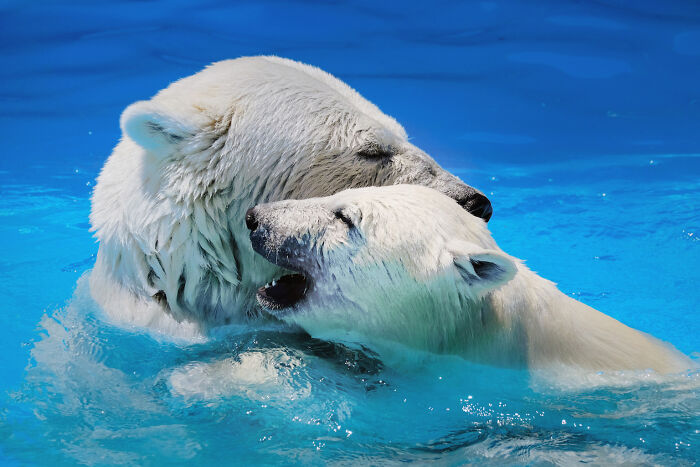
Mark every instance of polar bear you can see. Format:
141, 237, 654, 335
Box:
89, 56, 492, 337
246, 185, 692, 373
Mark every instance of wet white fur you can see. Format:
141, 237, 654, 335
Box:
252, 185, 693, 373
89, 56, 479, 338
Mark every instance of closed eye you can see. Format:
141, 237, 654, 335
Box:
357, 143, 395, 160
334, 209, 354, 228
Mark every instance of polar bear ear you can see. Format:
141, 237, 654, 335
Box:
448, 242, 516, 295
120, 101, 195, 154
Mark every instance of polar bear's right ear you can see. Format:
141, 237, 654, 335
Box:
448, 241, 517, 296
120, 101, 195, 155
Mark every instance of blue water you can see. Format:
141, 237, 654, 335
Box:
1, 0, 699, 464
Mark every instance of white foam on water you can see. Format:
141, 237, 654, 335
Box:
167, 349, 312, 402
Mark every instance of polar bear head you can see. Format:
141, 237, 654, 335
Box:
247, 185, 517, 353
116, 56, 491, 217
90, 56, 493, 329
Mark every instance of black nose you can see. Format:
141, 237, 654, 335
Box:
459, 192, 493, 222
245, 208, 259, 231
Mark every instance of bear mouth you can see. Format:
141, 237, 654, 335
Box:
256, 272, 311, 311
249, 231, 313, 312
256, 272, 310, 311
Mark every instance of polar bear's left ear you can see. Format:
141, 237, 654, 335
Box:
120, 101, 196, 155
448, 241, 516, 295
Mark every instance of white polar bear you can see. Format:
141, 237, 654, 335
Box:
247, 185, 693, 373
89, 56, 492, 338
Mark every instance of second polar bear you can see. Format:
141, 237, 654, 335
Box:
247, 185, 692, 373
89, 56, 492, 337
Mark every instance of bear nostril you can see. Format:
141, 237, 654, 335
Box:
245, 208, 259, 231
459, 192, 493, 223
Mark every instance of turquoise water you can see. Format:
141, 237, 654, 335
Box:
1, 1, 699, 465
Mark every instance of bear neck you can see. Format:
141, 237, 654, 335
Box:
483, 265, 690, 373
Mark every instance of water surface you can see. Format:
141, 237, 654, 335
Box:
1, 0, 699, 464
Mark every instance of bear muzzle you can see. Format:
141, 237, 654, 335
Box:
247, 211, 315, 312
